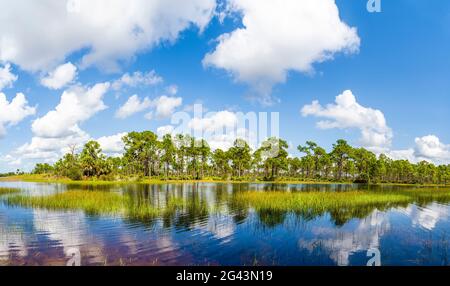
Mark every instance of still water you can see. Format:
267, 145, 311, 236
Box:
1, 181, 450, 266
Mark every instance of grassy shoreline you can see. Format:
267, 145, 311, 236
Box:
1, 174, 448, 187
6, 190, 187, 219
235, 188, 450, 212
0, 187, 20, 195
6, 187, 450, 226
233, 188, 450, 225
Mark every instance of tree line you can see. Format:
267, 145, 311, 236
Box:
32, 131, 450, 185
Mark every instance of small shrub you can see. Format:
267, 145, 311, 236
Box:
66, 167, 83, 181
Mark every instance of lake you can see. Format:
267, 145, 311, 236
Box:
1, 181, 450, 266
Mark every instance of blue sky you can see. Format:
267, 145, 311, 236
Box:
1, 0, 450, 172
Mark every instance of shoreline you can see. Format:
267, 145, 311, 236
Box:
0, 175, 448, 187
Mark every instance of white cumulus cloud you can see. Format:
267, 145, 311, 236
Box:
15, 127, 90, 162
116, 94, 182, 119
97, 132, 127, 157
170, 110, 256, 150
115, 95, 152, 119
13, 130, 130, 166
157, 125, 175, 137
0, 63, 18, 91
208, 128, 255, 150
203, 0, 360, 104
32, 82, 110, 138
40, 62, 78, 90
0, 0, 216, 72
414, 135, 450, 164
301, 90, 392, 150
0, 92, 36, 137
385, 149, 416, 162
112, 70, 163, 91
14, 82, 111, 165
153, 95, 183, 119
385, 135, 450, 165
188, 110, 238, 133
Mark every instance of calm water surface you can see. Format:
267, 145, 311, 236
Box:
1, 181, 450, 266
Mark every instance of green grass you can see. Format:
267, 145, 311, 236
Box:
124, 196, 186, 219
6, 185, 450, 227
0, 174, 251, 185
6, 190, 189, 219
2, 174, 448, 187
7, 191, 126, 215
233, 188, 450, 225
0, 174, 142, 185
0, 187, 20, 195
234, 191, 412, 213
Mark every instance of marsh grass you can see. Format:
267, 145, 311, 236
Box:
0, 187, 20, 195
234, 188, 450, 225
6, 185, 450, 226
124, 197, 185, 219
6, 190, 209, 220
0, 174, 258, 186
234, 191, 412, 212
6, 190, 191, 219
7, 191, 126, 215
3, 174, 448, 187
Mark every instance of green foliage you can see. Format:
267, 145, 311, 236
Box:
123, 131, 159, 177
24, 133, 450, 185
54, 153, 83, 180
212, 149, 231, 179
160, 134, 176, 178
80, 140, 111, 177
228, 139, 252, 177
0, 172, 16, 178
66, 165, 83, 181
259, 137, 289, 180
32, 163, 54, 174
